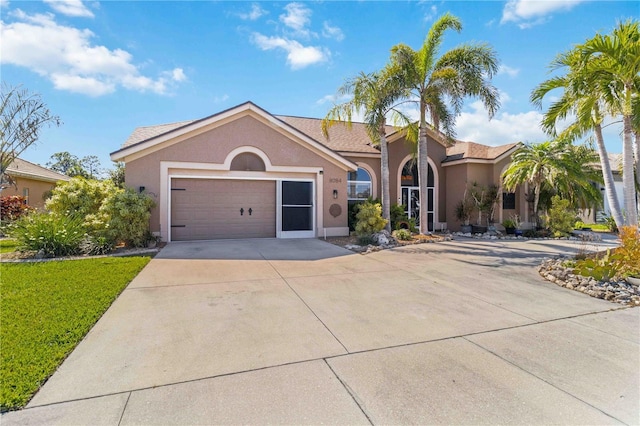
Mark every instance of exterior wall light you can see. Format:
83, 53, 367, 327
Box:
333, 189, 338, 199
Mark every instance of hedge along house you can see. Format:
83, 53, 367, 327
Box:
111, 101, 526, 241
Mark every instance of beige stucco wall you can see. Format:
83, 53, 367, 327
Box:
388, 135, 447, 223
125, 115, 352, 236
2, 177, 57, 210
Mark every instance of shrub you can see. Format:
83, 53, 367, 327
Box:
393, 228, 412, 241
1, 196, 34, 221
101, 188, 155, 247
8, 212, 85, 257
357, 234, 376, 246
603, 215, 618, 233
390, 204, 407, 230
354, 201, 387, 236
614, 226, 640, 278
46, 177, 117, 232
574, 226, 640, 280
79, 235, 113, 255
547, 196, 575, 237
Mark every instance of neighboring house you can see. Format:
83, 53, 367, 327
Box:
111, 102, 528, 242
1, 158, 71, 209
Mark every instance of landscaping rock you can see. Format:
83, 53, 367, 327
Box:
538, 258, 640, 306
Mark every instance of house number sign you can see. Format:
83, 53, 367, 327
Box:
329, 177, 342, 183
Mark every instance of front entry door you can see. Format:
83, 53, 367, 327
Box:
402, 186, 420, 224
401, 186, 434, 232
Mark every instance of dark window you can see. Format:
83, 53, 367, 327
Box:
230, 152, 266, 171
400, 161, 434, 187
282, 181, 313, 232
503, 192, 516, 210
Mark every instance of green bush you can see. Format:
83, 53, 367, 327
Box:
574, 226, 639, 280
357, 234, 376, 246
354, 201, 387, 236
79, 235, 113, 255
547, 196, 575, 237
101, 188, 155, 247
46, 178, 116, 233
393, 228, 412, 241
8, 212, 85, 257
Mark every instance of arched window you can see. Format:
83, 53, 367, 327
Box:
347, 168, 372, 201
230, 152, 266, 171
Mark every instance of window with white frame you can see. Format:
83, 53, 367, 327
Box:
347, 168, 372, 201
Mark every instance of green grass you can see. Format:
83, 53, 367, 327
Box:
0, 256, 151, 411
0, 239, 18, 254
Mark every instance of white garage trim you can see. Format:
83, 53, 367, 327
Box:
161, 160, 323, 242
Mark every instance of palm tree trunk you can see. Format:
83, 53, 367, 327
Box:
594, 123, 624, 228
533, 182, 540, 228
622, 115, 638, 225
417, 101, 429, 234
379, 128, 391, 232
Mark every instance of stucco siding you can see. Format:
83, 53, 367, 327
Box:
124, 115, 351, 237
2, 177, 57, 210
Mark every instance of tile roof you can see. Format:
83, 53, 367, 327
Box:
443, 141, 519, 162
6, 158, 71, 182
122, 120, 196, 148
276, 115, 389, 154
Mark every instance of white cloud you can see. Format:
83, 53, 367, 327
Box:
213, 94, 229, 103
322, 21, 344, 41
316, 93, 351, 105
170, 68, 187, 82
456, 100, 546, 145
497, 64, 520, 78
424, 5, 438, 22
43, 0, 94, 18
280, 3, 311, 31
238, 3, 266, 21
501, 0, 585, 28
0, 11, 185, 96
0, 0, 10, 9
251, 33, 328, 70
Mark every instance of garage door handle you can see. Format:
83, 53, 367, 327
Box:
248, 208, 252, 216
240, 208, 244, 216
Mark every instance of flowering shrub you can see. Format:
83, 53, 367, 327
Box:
8, 212, 85, 257
45, 177, 115, 233
1, 196, 34, 221
100, 188, 155, 247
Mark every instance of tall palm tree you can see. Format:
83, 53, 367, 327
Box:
390, 12, 500, 233
321, 65, 413, 232
531, 49, 624, 228
580, 19, 639, 225
502, 139, 602, 225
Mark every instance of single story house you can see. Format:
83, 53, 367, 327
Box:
1, 158, 71, 209
111, 102, 528, 242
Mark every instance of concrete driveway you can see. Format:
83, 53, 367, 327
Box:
4, 237, 638, 425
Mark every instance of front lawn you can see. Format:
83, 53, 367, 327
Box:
0, 239, 17, 254
0, 256, 151, 411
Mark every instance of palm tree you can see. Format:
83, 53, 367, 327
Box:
502, 139, 602, 226
321, 66, 413, 232
531, 49, 625, 228
389, 12, 500, 233
579, 19, 639, 225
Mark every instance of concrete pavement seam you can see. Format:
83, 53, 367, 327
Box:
462, 337, 627, 425
323, 359, 374, 425
117, 392, 131, 426
261, 256, 351, 354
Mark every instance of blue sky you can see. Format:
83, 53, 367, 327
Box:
1, 0, 637, 173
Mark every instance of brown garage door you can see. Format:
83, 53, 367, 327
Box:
170, 178, 276, 241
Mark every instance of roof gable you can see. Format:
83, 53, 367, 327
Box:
111, 102, 357, 171
5, 158, 71, 183
443, 142, 520, 165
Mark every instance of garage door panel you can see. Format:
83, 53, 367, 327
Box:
171, 179, 275, 241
